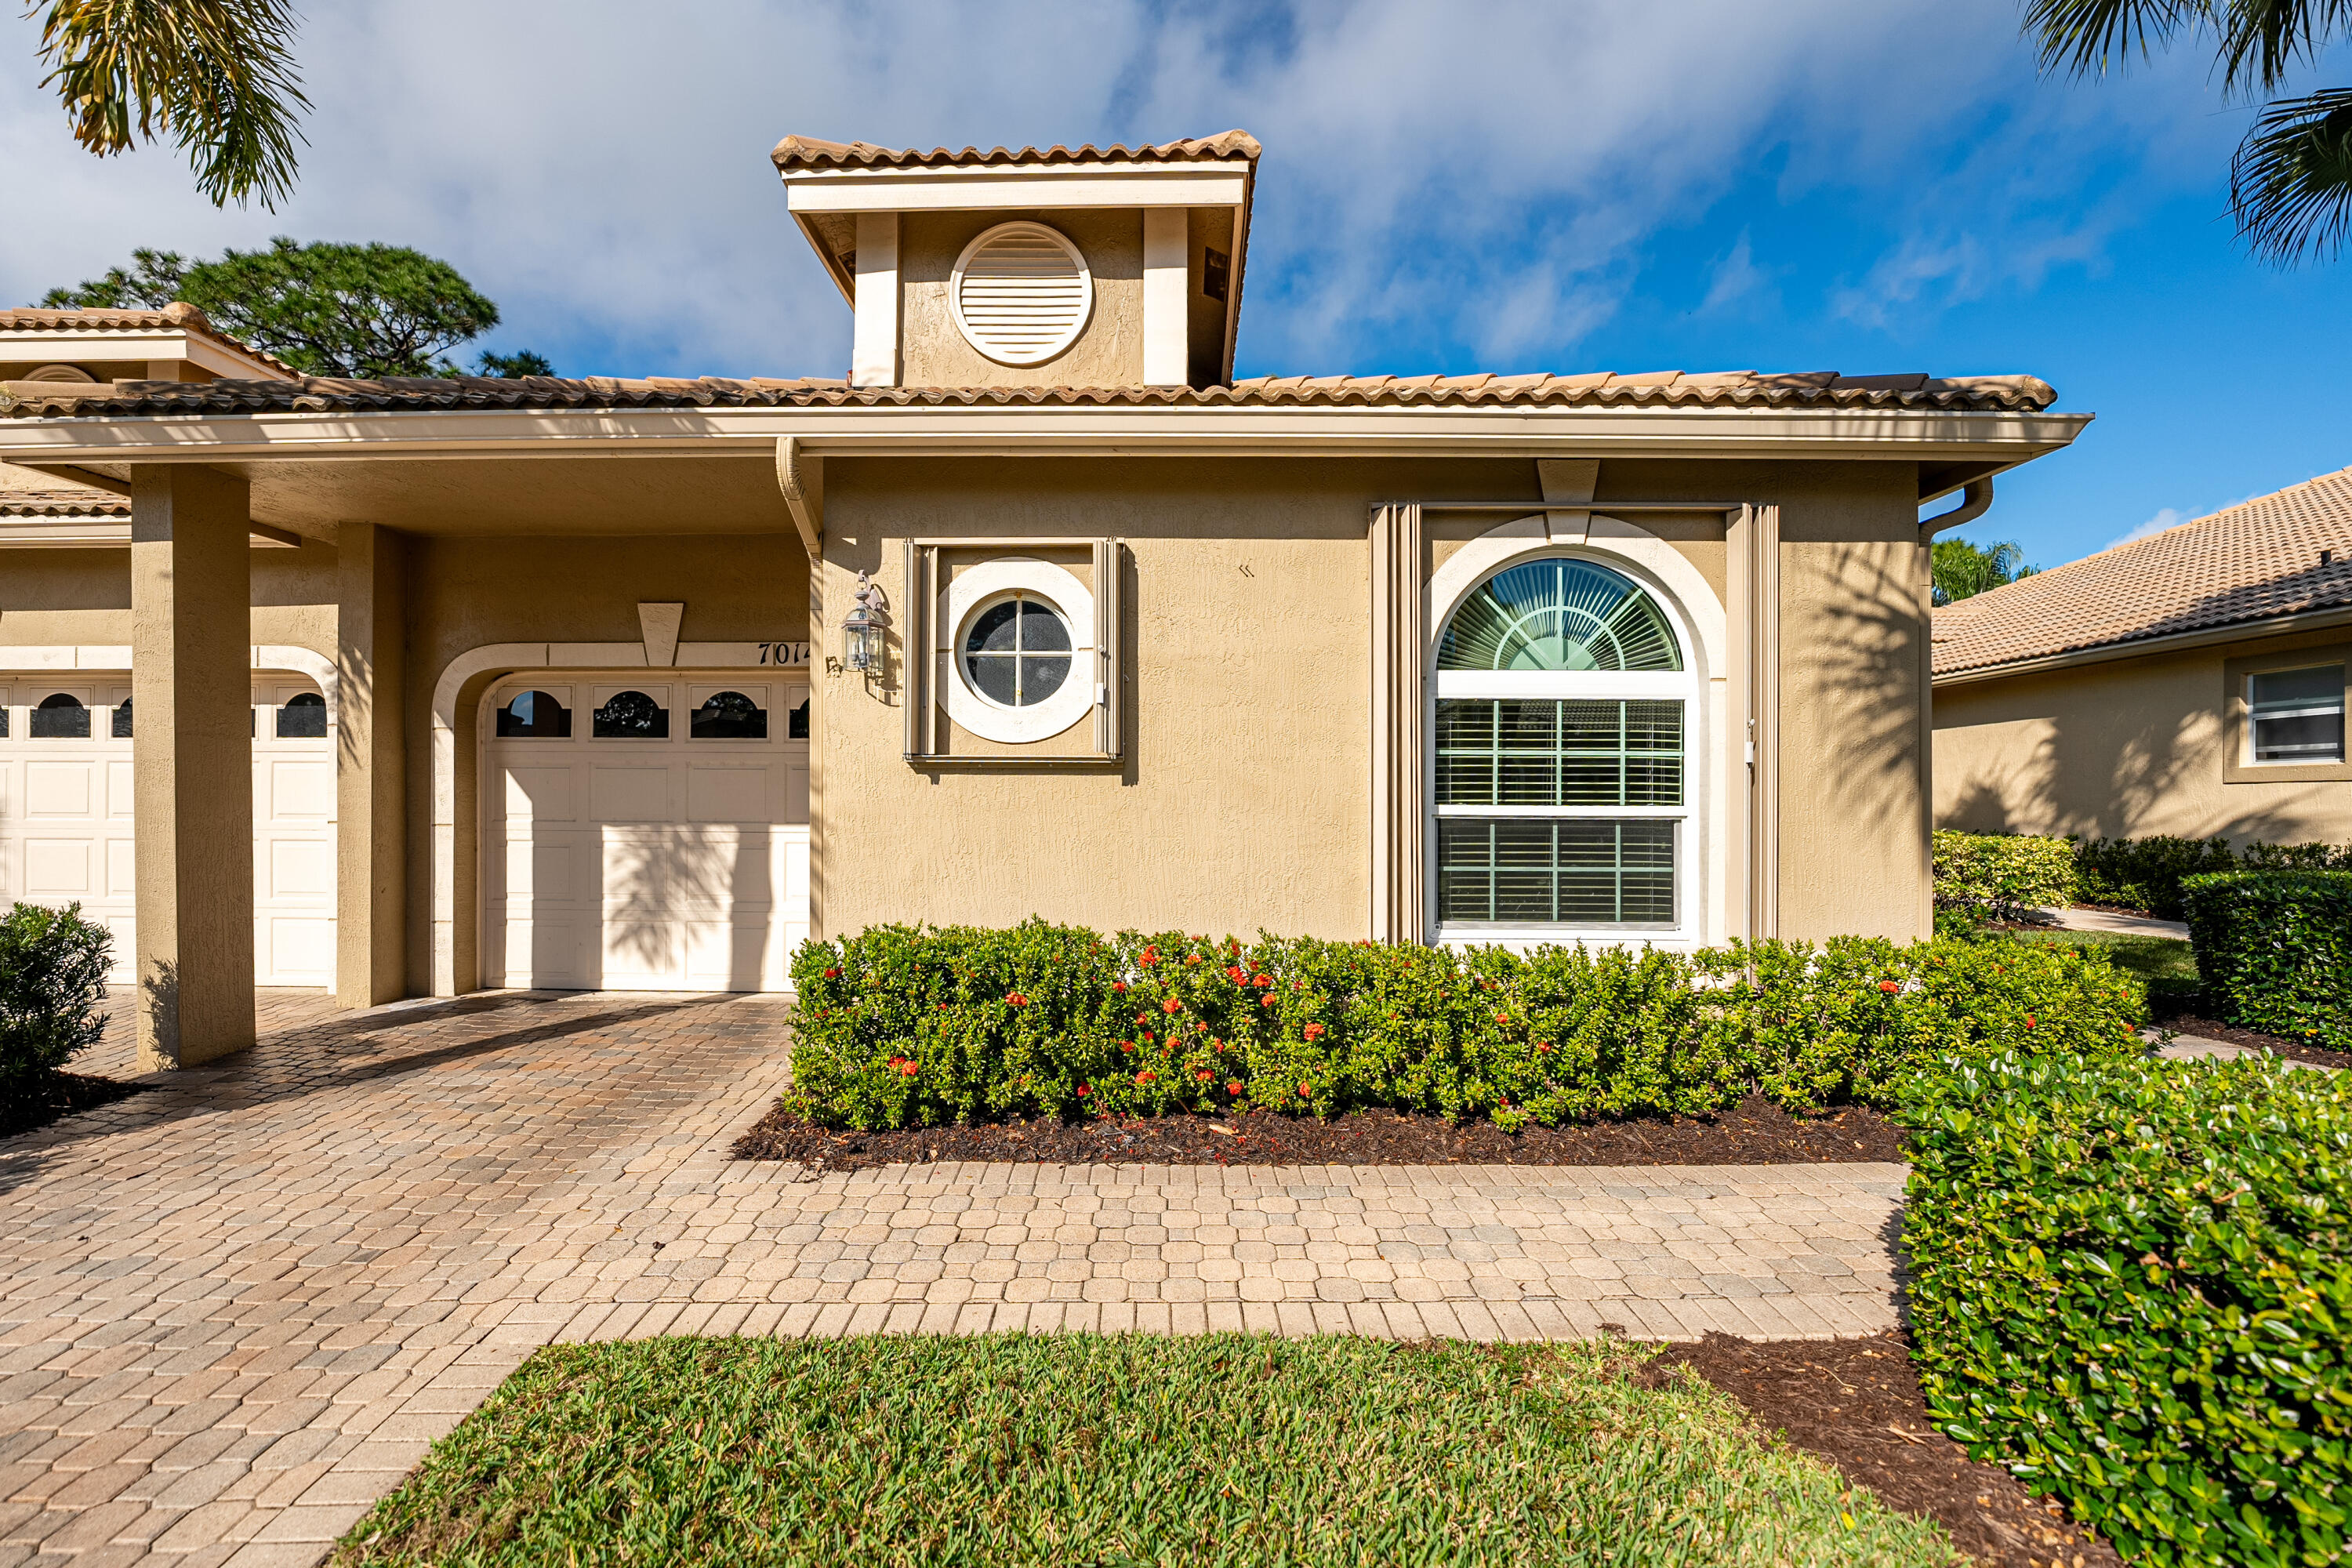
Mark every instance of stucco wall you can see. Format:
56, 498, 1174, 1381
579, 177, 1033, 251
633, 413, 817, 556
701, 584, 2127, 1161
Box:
898, 209, 1144, 387
0, 541, 339, 655
397, 532, 811, 993
1933, 627, 2352, 845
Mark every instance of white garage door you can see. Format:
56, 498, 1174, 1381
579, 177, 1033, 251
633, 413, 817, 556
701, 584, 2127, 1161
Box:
485, 673, 809, 992
0, 674, 337, 987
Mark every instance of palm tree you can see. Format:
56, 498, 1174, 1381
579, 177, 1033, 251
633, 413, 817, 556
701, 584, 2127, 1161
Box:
30, 0, 310, 210
1933, 539, 2036, 606
2027, 0, 2352, 263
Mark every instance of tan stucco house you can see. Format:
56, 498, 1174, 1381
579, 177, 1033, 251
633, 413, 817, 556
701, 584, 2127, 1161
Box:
1935, 466, 2352, 845
0, 131, 2086, 1070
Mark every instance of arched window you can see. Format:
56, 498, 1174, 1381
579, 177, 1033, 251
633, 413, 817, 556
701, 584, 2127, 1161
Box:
593, 690, 668, 739
690, 691, 767, 739
277, 691, 328, 738
111, 697, 134, 739
31, 693, 89, 739
495, 690, 572, 739
1433, 558, 1690, 933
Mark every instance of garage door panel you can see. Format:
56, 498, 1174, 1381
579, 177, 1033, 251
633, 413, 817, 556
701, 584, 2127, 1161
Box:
590, 766, 669, 822
262, 916, 335, 985
598, 920, 678, 985
267, 759, 333, 821
502, 919, 582, 988
786, 763, 809, 824
501, 833, 576, 901
107, 760, 133, 817
26, 763, 92, 818
106, 838, 136, 898
25, 840, 93, 896
686, 765, 773, 824
503, 766, 574, 822
685, 917, 778, 988
266, 837, 333, 899
597, 827, 673, 908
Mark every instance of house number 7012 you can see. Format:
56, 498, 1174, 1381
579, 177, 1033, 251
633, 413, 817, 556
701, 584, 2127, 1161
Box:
757, 641, 811, 666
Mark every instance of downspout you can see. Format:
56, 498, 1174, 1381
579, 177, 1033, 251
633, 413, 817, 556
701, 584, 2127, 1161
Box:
1919, 476, 1993, 539
1915, 475, 1991, 939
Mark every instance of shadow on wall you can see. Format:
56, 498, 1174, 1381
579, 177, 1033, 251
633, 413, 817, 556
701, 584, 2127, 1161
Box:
1808, 543, 1929, 844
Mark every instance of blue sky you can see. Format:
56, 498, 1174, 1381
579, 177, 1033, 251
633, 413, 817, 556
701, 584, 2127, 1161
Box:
3, 2, 2346, 569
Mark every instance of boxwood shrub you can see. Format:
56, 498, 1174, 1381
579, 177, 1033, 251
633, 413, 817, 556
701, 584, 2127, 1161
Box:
2077, 834, 2352, 920
1902, 1051, 2352, 1567
2182, 870, 2352, 1049
785, 921, 2147, 1131
1932, 829, 2078, 919
0, 902, 112, 1107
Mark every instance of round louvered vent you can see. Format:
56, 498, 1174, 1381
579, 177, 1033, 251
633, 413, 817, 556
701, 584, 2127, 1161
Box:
949, 222, 1094, 367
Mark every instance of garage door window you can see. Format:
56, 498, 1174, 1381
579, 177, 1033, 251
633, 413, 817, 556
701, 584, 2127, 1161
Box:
788, 698, 810, 739
31, 694, 89, 739
277, 692, 327, 738
496, 690, 571, 739
691, 691, 767, 739
111, 699, 133, 739
593, 690, 669, 739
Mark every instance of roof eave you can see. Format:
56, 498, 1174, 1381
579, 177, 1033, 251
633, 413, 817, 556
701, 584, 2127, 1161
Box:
1933, 601, 2352, 685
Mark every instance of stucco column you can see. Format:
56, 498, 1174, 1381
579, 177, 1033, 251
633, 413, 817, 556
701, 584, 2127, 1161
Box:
129, 466, 256, 1069
336, 521, 407, 1005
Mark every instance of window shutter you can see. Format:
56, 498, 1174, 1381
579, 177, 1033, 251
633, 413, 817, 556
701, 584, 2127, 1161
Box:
951, 223, 1093, 366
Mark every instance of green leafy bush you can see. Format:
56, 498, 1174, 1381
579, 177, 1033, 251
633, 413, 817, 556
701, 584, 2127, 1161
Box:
1932, 830, 2078, 917
0, 902, 112, 1105
2074, 835, 2352, 920
1902, 1051, 2352, 1568
2182, 870, 2352, 1048
786, 920, 2146, 1131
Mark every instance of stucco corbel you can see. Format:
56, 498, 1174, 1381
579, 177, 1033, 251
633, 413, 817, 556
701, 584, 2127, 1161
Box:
775, 436, 823, 557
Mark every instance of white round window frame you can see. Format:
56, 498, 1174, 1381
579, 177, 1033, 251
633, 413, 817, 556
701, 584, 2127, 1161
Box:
941, 557, 1097, 744
949, 220, 1095, 368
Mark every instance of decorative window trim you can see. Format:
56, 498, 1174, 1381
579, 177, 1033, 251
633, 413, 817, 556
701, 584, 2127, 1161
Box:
938, 557, 1096, 745
1417, 517, 1727, 951
949, 221, 1094, 367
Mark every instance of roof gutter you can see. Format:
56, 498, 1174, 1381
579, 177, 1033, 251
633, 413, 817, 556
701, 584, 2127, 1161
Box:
1919, 476, 1992, 540
1933, 601, 2352, 687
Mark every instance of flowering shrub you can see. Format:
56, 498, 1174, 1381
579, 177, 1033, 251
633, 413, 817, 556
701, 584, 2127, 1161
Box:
784, 920, 2147, 1131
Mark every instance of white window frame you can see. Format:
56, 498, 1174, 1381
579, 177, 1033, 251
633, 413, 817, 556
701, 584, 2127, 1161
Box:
1429, 554, 1700, 947
2245, 662, 2347, 765
938, 557, 1098, 745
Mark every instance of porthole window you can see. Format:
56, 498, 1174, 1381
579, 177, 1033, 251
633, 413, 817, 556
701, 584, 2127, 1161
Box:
593, 690, 668, 739
277, 691, 328, 739
690, 690, 768, 739
31, 693, 89, 739
111, 698, 133, 739
495, 690, 572, 739
962, 593, 1073, 708
949, 222, 1094, 366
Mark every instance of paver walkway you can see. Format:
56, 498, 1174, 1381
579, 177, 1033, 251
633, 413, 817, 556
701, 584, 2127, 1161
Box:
2, 990, 1910, 1568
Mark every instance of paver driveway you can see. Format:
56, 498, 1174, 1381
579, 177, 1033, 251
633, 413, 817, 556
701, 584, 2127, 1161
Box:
2, 989, 1910, 1568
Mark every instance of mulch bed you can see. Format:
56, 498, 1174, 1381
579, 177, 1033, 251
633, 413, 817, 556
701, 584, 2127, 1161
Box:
1, 1072, 145, 1141
1646, 1332, 2119, 1568
731, 1093, 1907, 1172
2158, 1011, 2352, 1070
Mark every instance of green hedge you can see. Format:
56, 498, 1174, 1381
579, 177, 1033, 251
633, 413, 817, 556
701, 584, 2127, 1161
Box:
0, 902, 112, 1106
2076, 835, 2352, 920
785, 921, 2147, 1131
2182, 871, 2352, 1049
1902, 1051, 2352, 1567
1932, 829, 2078, 917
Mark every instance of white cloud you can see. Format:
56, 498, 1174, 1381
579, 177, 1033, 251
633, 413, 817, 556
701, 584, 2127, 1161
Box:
1700, 232, 1766, 314
0, 1, 2246, 379
2106, 506, 2188, 550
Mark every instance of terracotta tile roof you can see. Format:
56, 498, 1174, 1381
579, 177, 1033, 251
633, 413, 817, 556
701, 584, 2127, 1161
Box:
0, 487, 126, 518
0, 303, 303, 380
773, 130, 1261, 172
0, 368, 2057, 419
1933, 465, 2352, 677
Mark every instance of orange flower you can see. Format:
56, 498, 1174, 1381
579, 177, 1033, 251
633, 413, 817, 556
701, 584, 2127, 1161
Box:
1254, 975, 1272, 988
1141, 947, 1159, 966
1227, 1080, 1243, 1095
1196, 1069, 1214, 1082
1227, 965, 1247, 983
1185, 953, 1202, 966
1136, 1071, 1156, 1084
1878, 981, 1899, 994
1006, 993, 1028, 1007
1121, 1041, 1135, 1054
1163, 997, 1183, 1014
1261, 996, 1276, 1007
823, 967, 841, 979
1076, 1083, 1091, 1096
1112, 982, 1128, 993
1303, 1022, 1325, 1040
1297, 1083, 1312, 1098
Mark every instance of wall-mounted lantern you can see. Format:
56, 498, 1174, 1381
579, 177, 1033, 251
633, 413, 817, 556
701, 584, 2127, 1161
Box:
842, 570, 889, 673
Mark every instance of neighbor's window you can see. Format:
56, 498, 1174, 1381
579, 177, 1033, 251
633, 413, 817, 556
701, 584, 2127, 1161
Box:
593, 690, 668, 739
276, 692, 328, 738
31, 693, 89, 739
690, 690, 767, 740
495, 690, 572, 739
2249, 665, 2346, 764
1433, 558, 1690, 931
963, 593, 1072, 708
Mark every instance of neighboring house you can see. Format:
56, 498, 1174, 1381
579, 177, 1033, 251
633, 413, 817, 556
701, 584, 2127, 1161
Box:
0, 130, 2086, 1069
1934, 466, 2352, 844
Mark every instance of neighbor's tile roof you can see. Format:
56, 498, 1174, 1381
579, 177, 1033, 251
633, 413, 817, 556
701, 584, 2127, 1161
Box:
773, 130, 1261, 172
1934, 465, 2352, 677
0, 368, 2058, 419
0, 487, 125, 518
0, 304, 303, 380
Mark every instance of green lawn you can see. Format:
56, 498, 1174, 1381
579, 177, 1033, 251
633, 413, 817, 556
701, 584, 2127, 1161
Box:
2003, 927, 2201, 1012
335, 1333, 1954, 1568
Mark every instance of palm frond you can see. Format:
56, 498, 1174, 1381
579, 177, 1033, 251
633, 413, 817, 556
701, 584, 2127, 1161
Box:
2230, 86, 2352, 262
2212, 0, 2352, 95
2024, 0, 2209, 78
34, 0, 312, 210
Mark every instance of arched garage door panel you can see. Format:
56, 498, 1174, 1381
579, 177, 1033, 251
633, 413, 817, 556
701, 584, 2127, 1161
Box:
485, 674, 809, 993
